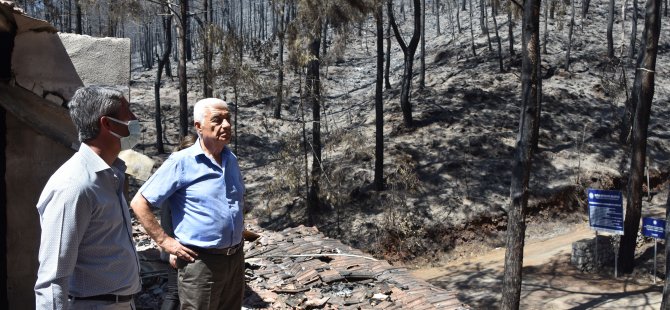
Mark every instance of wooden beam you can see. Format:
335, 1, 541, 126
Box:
0, 84, 78, 150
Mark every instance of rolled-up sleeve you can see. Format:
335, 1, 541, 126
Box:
140, 157, 183, 207
35, 183, 91, 309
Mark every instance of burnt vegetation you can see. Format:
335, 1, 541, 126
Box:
19, 0, 670, 283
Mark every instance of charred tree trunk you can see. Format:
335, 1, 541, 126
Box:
468, 0, 476, 56
492, 2, 503, 72
607, 0, 615, 58
508, 1, 514, 55
202, 0, 213, 98
629, 0, 638, 60
154, 6, 174, 154
480, 0, 486, 32
185, 0, 192, 61
66, 0, 72, 33
209, 0, 213, 23
178, 0, 189, 137
306, 22, 323, 224
420, 0, 426, 89
436, 0, 441, 35
164, 14, 173, 78
501, 0, 542, 307
582, 0, 591, 19
565, 0, 575, 70
375, 2, 385, 191
619, 0, 662, 274
107, 2, 117, 37
322, 19, 329, 57
143, 25, 154, 69
484, 0, 492, 51
96, 4, 102, 36
239, 0, 243, 64
153, 66, 165, 154
456, 0, 462, 33
385, 16, 392, 90
542, 0, 548, 54
75, 0, 82, 34
274, 1, 286, 119
449, 0, 456, 38
389, 0, 422, 127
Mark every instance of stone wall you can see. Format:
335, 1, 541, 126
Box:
571, 235, 616, 272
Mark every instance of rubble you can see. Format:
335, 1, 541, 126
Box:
136, 223, 469, 309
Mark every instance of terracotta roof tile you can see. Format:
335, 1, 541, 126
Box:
238, 224, 469, 309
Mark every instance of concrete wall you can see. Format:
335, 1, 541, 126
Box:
59, 33, 130, 97
5, 112, 73, 309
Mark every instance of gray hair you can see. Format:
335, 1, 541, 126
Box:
68, 86, 125, 142
193, 98, 228, 124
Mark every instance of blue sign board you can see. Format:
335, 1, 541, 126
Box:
588, 189, 624, 235
642, 217, 666, 239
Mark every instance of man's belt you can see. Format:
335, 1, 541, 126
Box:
68, 294, 133, 303
188, 242, 243, 256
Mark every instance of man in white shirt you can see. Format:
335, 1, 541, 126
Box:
35, 86, 142, 309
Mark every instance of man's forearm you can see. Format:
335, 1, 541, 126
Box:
130, 193, 198, 261
130, 194, 169, 246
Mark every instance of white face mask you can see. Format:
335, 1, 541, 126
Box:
107, 116, 141, 150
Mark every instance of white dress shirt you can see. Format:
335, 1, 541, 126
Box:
35, 143, 141, 309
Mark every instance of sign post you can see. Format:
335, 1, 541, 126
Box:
642, 217, 666, 284
587, 189, 624, 276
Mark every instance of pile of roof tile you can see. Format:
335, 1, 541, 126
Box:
241, 224, 469, 309
135, 223, 469, 309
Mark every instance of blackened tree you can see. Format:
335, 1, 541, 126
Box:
501, 0, 542, 307
618, 0, 663, 274
374, 0, 384, 191
606, 0, 615, 58
388, 0, 421, 127
154, 0, 173, 154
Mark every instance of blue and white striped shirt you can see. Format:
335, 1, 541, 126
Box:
35, 143, 141, 309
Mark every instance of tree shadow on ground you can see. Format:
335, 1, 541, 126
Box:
428, 253, 662, 309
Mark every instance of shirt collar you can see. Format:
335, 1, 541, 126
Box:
186, 138, 229, 158
185, 138, 206, 157
79, 143, 127, 173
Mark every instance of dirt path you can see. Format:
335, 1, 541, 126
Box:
411, 223, 664, 309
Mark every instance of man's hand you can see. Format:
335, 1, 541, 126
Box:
160, 237, 197, 263
130, 193, 198, 262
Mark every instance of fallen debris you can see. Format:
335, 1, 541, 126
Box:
136, 224, 469, 309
